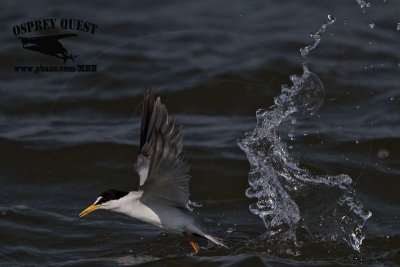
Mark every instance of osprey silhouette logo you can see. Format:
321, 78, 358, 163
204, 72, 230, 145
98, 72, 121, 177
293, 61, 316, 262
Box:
13, 18, 98, 63
19, 34, 78, 63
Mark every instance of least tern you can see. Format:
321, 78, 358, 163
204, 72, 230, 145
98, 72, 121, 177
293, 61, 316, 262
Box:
79, 89, 227, 254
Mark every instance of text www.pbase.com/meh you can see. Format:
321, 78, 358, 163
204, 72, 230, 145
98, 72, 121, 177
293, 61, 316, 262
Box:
14, 64, 97, 74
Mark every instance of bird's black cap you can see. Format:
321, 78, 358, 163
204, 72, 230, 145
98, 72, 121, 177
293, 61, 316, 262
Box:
97, 189, 128, 204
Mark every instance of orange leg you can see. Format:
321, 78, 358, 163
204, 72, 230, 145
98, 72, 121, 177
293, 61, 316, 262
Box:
185, 233, 200, 254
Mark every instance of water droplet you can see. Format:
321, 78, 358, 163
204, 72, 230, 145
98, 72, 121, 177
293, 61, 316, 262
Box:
356, 0, 370, 9
355, 140, 359, 144
327, 14, 336, 23
369, 22, 375, 29
188, 200, 203, 208
300, 47, 309, 57
226, 227, 235, 233
377, 149, 390, 159
390, 97, 395, 101
397, 23, 400, 31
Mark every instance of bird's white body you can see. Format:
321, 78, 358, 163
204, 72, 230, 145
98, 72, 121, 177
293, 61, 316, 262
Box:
106, 191, 161, 228
105, 191, 203, 236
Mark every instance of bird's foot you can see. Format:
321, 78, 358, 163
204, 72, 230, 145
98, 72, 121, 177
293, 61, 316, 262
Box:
189, 240, 200, 255
184, 233, 200, 255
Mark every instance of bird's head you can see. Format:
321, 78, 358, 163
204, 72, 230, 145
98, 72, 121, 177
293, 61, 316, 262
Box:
78, 189, 128, 217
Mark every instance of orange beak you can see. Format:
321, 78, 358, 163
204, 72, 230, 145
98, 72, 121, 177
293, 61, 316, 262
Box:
78, 204, 100, 218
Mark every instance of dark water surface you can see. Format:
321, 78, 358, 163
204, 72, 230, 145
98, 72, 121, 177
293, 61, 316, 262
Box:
1, 0, 400, 266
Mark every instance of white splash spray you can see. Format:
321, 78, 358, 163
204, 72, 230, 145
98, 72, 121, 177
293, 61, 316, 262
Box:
238, 15, 371, 252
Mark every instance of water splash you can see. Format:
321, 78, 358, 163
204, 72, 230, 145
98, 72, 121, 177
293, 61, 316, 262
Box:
300, 14, 336, 58
355, 0, 370, 9
368, 22, 375, 29
187, 200, 203, 211
238, 15, 371, 252
355, 0, 371, 11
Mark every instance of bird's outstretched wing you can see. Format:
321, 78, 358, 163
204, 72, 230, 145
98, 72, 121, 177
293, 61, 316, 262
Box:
135, 89, 190, 207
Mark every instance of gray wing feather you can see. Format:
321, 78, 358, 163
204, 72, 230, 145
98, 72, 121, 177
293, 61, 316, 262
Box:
135, 89, 153, 186
135, 90, 190, 207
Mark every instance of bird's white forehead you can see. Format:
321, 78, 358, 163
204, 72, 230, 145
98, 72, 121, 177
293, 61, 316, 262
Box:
94, 196, 102, 205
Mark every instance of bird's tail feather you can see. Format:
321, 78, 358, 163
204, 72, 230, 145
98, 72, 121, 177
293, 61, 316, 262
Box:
188, 221, 229, 249
203, 234, 229, 249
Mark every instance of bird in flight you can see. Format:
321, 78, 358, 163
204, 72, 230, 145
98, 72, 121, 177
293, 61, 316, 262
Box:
78, 89, 227, 254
